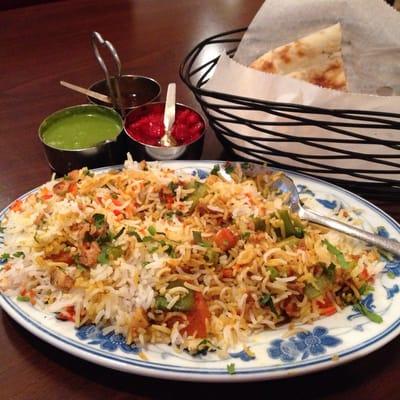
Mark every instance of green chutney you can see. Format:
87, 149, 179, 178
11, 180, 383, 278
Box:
41, 105, 122, 150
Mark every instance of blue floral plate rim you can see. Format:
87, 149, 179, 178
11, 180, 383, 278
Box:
0, 161, 399, 382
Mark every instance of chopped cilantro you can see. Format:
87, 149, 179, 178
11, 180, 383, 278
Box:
111, 193, 118, 199
225, 164, 234, 175
76, 264, 87, 272
387, 271, 396, 280
227, 363, 236, 375
0, 225, 4, 233
210, 165, 220, 175
241, 231, 251, 240
267, 267, 279, 281
92, 213, 105, 229
97, 247, 109, 265
108, 246, 122, 260
167, 181, 178, 194
82, 167, 94, 177
354, 302, 383, 324
148, 225, 157, 236
323, 239, 352, 270
148, 245, 159, 254
165, 210, 183, 219
193, 231, 203, 244
359, 283, 374, 295
13, 251, 25, 258
164, 244, 176, 257
304, 283, 321, 299
205, 248, 218, 264
259, 293, 277, 314
323, 263, 336, 282
154, 296, 169, 310
142, 261, 150, 267
97, 231, 113, 245
192, 231, 212, 247
98, 245, 123, 264
17, 295, 30, 302
294, 226, 304, 239
193, 339, 220, 356
254, 217, 266, 232
0, 253, 10, 263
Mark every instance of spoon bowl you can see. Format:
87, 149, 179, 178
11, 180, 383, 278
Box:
223, 162, 400, 257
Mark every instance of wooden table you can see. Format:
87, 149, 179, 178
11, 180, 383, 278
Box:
0, 1, 399, 398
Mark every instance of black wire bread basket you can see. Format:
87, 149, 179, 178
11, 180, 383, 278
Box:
179, 28, 400, 198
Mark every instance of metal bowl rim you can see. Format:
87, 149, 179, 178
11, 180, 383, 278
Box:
87, 75, 162, 108
38, 104, 124, 152
123, 102, 206, 150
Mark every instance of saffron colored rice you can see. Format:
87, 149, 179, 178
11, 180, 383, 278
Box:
0, 160, 384, 355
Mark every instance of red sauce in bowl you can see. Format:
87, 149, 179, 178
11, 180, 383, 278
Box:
125, 103, 204, 146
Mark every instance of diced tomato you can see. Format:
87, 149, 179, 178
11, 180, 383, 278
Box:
53, 181, 69, 196
68, 182, 78, 196
57, 306, 75, 322
113, 209, 122, 216
360, 267, 369, 281
317, 295, 337, 316
67, 170, 79, 181
20, 288, 27, 296
115, 213, 124, 221
29, 290, 36, 305
185, 292, 210, 338
112, 198, 122, 206
165, 194, 174, 210
124, 202, 136, 218
40, 188, 53, 201
10, 199, 23, 212
48, 251, 74, 265
319, 306, 337, 316
283, 297, 299, 317
222, 268, 233, 278
214, 228, 237, 252
317, 295, 333, 309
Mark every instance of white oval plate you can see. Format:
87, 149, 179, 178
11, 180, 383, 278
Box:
1, 161, 399, 382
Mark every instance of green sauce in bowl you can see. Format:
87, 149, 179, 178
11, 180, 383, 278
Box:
40, 105, 122, 150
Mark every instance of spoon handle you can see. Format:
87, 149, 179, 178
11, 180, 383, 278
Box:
164, 83, 176, 132
302, 208, 400, 257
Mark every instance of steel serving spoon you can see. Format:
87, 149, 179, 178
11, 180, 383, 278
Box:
221, 162, 400, 257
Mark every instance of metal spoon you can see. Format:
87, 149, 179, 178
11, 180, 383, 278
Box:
160, 83, 177, 147
273, 174, 400, 256
221, 162, 400, 257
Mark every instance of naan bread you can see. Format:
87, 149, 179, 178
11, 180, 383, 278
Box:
249, 23, 347, 91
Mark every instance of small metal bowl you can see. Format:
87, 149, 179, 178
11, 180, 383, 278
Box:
39, 104, 125, 175
87, 75, 161, 114
124, 102, 205, 161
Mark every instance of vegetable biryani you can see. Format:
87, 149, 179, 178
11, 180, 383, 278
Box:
0, 160, 383, 355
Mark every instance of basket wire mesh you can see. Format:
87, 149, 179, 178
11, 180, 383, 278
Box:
179, 28, 400, 198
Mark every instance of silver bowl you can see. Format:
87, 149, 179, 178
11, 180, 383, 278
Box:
123, 102, 206, 160
87, 75, 161, 114
38, 104, 125, 175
